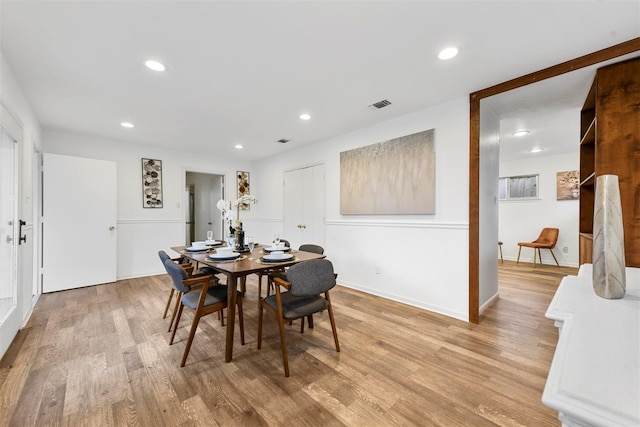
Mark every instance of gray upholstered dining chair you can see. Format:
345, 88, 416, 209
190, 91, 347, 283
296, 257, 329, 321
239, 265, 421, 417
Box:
158, 250, 194, 327
259, 243, 325, 298
298, 244, 324, 255
164, 259, 245, 367
255, 238, 292, 298
259, 243, 327, 333
257, 258, 339, 377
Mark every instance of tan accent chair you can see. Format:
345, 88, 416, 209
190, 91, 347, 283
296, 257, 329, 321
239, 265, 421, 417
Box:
516, 228, 560, 267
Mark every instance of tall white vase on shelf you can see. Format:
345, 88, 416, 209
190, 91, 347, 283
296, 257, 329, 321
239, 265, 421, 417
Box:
592, 174, 626, 299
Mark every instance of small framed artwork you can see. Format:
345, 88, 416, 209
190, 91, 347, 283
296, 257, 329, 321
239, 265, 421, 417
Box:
557, 170, 579, 200
237, 171, 250, 210
142, 158, 163, 208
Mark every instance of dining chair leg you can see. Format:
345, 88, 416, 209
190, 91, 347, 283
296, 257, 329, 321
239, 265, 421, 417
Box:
277, 314, 290, 377
325, 292, 340, 353
163, 288, 175, 318
237, 297, 245, 345
257, 303, 264, 350
516, 246, 522, 263
180, 310, 203, 367
538, 248, 543, 265
168, 292, 182, 332
170, 303, 185, 345
549, 248, 560, 267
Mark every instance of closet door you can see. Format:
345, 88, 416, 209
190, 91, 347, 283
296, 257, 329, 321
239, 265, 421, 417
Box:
283, 164, 325, 249
42, 153, 117, 292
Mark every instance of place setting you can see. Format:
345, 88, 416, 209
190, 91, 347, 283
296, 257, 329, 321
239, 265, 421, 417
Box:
206, 246, 245, 262
183, 241, 211, 253
205, 230, 223, 247
262, 235, 291, 253
260, 250, 295, 263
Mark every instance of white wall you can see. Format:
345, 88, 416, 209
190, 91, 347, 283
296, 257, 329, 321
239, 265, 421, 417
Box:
499, 151, 579, 266
253, 97, 471, 321
479, 104, 500, 313
1, 51, 42, 330
43, 130, 251, 279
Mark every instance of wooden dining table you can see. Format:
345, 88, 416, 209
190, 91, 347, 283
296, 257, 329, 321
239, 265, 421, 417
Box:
170, 244, 325, 362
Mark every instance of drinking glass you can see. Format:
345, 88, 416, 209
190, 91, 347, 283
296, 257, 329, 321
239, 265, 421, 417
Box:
247, 236, 255, 252
206, 230, 213, 241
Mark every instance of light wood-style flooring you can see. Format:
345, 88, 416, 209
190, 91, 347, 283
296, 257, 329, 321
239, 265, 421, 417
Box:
0, 261, 577, 426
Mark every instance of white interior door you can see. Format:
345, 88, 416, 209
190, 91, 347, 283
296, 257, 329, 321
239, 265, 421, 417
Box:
0, 126, 20, 357
42, 153, 117, 292
284, 164, 325, 249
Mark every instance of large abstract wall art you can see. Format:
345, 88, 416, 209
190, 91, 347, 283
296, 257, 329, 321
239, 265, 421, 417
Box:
340, 129, 435, 214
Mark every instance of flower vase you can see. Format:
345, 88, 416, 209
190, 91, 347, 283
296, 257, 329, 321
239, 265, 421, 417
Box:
592, 174, 626, 299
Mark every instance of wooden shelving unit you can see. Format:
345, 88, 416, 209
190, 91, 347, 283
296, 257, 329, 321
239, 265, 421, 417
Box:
578, 57, 640, 267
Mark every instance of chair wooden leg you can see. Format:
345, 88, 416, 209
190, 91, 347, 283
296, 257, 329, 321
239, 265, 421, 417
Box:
498, 244, 503, 264
180, 311, 203, 367
168, 292, 182, 332
257, 302, 264, 349
237, 297, 245, 345
163, 288, 175, 318
220, 308, 225, 327
538, 248, 543, 265
170, 303, 184, 345
277, 314, 290, 377
549, 248, 560, 267
308, 315, 314, 329
325, 293, 340, 353
300, 316, 305, 333
516, 246, 522, 263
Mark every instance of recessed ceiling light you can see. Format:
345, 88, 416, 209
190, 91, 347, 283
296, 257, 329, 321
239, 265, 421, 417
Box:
144, 60, 166, 72
438, 47, 458, 60
121, 122, 134, 128
299, 113, 311, 120
530, 147, 542, 153
512, 130, 530, 137
234, 144, 244, 149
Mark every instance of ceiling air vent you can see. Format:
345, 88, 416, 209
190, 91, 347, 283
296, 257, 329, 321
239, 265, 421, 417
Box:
368, 99, 392, 110
277, 138, 290, 144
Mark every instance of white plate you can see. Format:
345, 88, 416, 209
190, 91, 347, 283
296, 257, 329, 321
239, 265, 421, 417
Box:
264, 246, 290, 252
207, 252, 241, 260
262, 253, 294, 261
185, 247, 208, 252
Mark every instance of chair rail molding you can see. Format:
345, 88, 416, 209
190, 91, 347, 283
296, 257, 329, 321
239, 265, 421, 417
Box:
326, 220, 468, 230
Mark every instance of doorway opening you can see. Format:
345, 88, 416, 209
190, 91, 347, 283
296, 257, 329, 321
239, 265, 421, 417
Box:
469, 38, 640, 323
185, 172, 225, 245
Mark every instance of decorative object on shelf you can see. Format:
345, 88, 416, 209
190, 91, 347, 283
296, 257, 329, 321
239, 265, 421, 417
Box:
592, 174, 626, 299
340, 128, 435, 214
217, 194, 258, 250
237, 171, 251, 210
142, 158, 163, 208
556, 170, 580, 200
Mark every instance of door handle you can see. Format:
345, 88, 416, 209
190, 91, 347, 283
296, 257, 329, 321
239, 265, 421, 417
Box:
19, 220, 27, 244
109, 226, 116, 231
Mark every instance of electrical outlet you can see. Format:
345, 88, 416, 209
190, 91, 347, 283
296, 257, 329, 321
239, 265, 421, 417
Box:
176, 202, 181, 209
375, 265, 381, 275
563, 246, 568, 254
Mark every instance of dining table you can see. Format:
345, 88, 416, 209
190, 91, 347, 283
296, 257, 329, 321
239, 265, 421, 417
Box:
170, 243, 326, 362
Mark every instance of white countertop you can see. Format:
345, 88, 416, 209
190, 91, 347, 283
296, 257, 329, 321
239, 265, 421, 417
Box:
542, 264, 640, 427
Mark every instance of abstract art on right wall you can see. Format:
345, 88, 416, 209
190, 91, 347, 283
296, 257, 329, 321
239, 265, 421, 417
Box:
340, 128, 435, 214
556, 170, 580, 200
